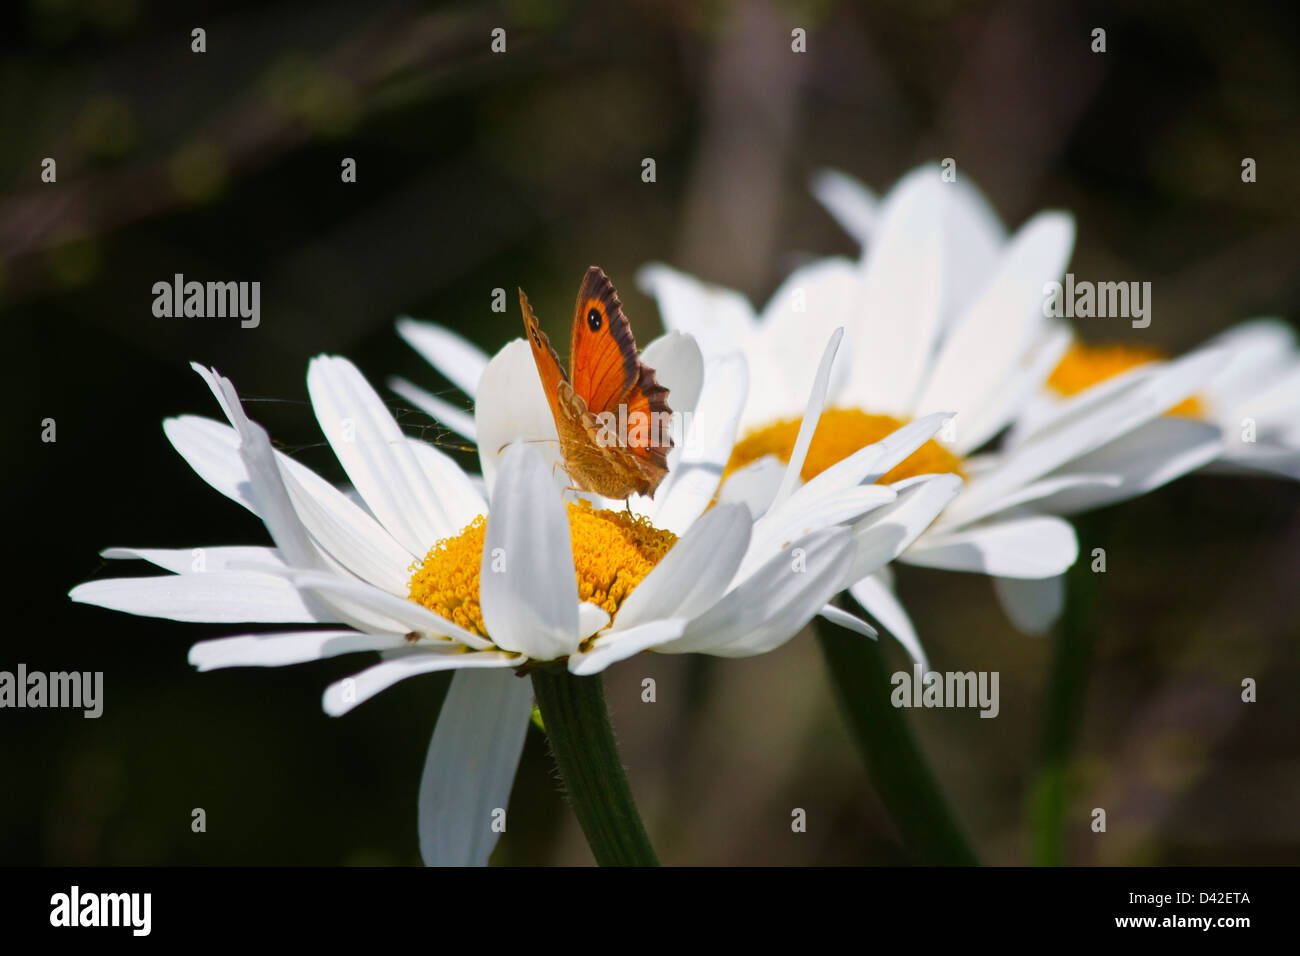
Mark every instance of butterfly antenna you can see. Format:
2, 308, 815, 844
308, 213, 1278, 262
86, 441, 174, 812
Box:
495, 438, 559, 454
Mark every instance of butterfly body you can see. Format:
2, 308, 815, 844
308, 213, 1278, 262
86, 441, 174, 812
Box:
521, 266, 672, 500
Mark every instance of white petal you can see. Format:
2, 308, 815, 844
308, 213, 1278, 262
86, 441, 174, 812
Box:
1201, 317, 1297, 412
278, 467, 415, 594
669, 528, 854, 657
770, 327, 844, 510
810, 168, 878, 244
188, 367, 421, 627
615, 334, 706, 522
578, 602, 611, 639
749, 262, 859, 425
70, 572, 327, 624
636, 263, 758, 363
164, 415, 259, 514
406, 438, 488, 532
480, 443, 580, 660
396, 318, 490, 398
839, 167, 945, 415
418, 667, 534, 866
323, 650, 518, 716
189, 366, 321, 571
189, 629, 406, 670
915, 211, 1075, 420
941, 472, 1121, 528
473, 340, 562, 494
171, 374, 413, 636
641, 332, 704, 420
817, 603, 879, 639
967, 473, 1128, 528
102, 545, 286, 575
614, 503, 752, 631
1227, 362, 1300, 434
779, 411, 950, 512
649, 353, 748, 534
1027, 417, 1223, 516
847, 573, 928, 669
846, 474, 963, 582
906, 516, 1078, 578
744, 484, 897, 582
307, 356, 460, 554
166, 414, 414, 594
948, 321, 1072, 454
1003, 361, 1148, 452
389, 376, 477, 441
716, 455, 785, 517
936, 174, 1006, 330
1212, 443, 1300, 480
568, 618, 689, 675
283, 569, 490, 647
992, 575, 1064, 636
944, 347, 1228, 526
638, 331, 705, 480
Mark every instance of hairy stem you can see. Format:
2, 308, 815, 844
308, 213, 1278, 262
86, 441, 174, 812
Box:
531, 666, 659, 866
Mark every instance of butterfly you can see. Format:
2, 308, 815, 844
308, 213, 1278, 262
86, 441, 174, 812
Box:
520, 266, 672, 500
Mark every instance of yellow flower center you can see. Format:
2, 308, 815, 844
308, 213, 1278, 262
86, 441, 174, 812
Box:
1048, 342, 1204, 417
723, 407, 965, 484
407, 502, 677, 641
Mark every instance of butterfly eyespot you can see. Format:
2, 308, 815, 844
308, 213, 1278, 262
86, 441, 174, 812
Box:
586, 308, 602, 332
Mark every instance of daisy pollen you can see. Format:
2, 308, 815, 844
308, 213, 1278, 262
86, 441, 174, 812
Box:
1048, 342, 1204, 418
725, 408, 965, 484
408, 501, 677, 640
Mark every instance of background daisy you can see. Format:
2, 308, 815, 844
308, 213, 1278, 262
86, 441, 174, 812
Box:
640, 164, 1229, 643
1017, 317, 1300, 483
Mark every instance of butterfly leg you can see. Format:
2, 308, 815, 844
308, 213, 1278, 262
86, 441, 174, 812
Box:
548, 460, 570, 493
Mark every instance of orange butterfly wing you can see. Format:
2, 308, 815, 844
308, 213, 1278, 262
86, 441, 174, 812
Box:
518, 267, 672, 499
519, 287, 567, 428
568, 267, 672, 478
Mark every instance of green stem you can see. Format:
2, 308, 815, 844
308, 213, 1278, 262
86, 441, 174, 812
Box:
531, 666, 659, 866
815, 616, 979, 865
1029, 536, 1100, 865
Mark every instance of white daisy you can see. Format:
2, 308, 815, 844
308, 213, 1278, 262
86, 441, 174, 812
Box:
70, 327, 956, 863
1199, 319, 1300, 479
395, 308, 965, 667
1020, 318, 1300, 482
637, 163, 1229, 643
